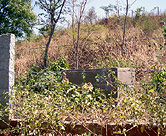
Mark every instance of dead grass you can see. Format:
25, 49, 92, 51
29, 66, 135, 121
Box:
15, 15, 166, 78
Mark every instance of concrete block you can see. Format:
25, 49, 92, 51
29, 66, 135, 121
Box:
0, 34, 15, 120
63, 68, 135, 98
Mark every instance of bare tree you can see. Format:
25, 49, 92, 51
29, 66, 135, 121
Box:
121, 0, 129, 56
69, 0, 88, 69
75, 0, 87, 69
121, 0, 137, 56
85, 7, 97, 24
36, 0, 66, 67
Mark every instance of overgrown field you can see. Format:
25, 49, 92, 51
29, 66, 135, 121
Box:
5, 57, 165, 135
1, 15, 166, 135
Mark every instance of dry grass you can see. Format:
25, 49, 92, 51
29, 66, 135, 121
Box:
15, 15, 166, 78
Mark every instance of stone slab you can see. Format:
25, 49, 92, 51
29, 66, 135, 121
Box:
63, 68, 135, 98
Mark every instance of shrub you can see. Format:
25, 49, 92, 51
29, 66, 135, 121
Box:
1, 62, 166, 135
151, 67, 166, 102
15, 57, 69, 92
163, 25, 166, 39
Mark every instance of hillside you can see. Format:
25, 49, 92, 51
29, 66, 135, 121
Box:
15, 14, 166, 78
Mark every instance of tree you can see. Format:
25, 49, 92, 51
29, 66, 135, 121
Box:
135, 7, 145, 19
36, 0, 66, 67
100, 6, 112, 18
0, 0, 37, 37
100, 2, 122, 18
121, 0, 137, 56
85, 7, 97, 24
68, 0, 88, 69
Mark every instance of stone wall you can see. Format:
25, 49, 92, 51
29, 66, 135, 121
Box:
0, 34, 15, 114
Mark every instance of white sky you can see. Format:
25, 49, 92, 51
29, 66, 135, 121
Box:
85, 0, 166, 18
32, 0, 166, 33
33, 0, 166, 17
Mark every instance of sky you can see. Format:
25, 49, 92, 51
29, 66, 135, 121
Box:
33, 0, 166, 16
32, 0, 166, 33
85, 0, 166, 18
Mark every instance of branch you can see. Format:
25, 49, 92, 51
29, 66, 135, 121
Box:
79, 0, 87, 21
129, 0, 137, 8
121, 0, 129, 56
38, 0, 50, 12
53, 0, 66, 24
55, 0, 62, 6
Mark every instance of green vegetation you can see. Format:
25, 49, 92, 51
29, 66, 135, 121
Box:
151, 67, 166, 103
0, 1, 166, 134
0, 58, 165, 135
163, 25, 166, 39
16, 57, 69, 92
0, 0, 37, 37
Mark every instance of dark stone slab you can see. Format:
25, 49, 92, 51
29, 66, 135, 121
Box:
63, 68, 135, 98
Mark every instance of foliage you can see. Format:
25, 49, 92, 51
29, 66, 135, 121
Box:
38, 24, 50, 36
67, 24, 107, 43
100, 5, 113, 18
11, 78, 166, 135
0, 0, 37, 37
15, 57, 69, 92
134, 15, 159, 35
12, 82, 106, 135
163, 25, 166, 39
100, 4, 119, 18
151, 67, 166, 102
135, 7, 145, 19
6, 10, 166, 134
1, 58, 166, 135
93, 56, 140, 69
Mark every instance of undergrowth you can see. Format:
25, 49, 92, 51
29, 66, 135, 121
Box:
1, 58, 165, 135
2, 14, 165, 135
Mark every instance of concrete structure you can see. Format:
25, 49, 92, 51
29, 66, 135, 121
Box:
0, 34, 15, 119
63, 68, 135, 98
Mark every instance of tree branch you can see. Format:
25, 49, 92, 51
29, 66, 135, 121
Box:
38, 0, 49, 12
54, 0, 66, 23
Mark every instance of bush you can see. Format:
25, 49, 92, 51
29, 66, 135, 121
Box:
163, 25, 166, 39
15, 57, 69, 92
11, 79, 166, 135
1, 58, 165, 135
135, 15, 159, 35
151, 67, 166, 102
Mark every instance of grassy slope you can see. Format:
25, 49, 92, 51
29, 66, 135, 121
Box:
15, 15, 166, 77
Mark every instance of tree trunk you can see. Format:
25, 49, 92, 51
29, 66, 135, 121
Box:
75, 20, 81, 69
121, 0, 129, 56
44, 24, 55, 67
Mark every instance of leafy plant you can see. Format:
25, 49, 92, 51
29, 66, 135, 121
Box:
15, 57, 69, 92
135, 7, 145, 19
11, 78, 166, 135
2, 58, 166, 135
163, 25, 166, 39
151, 67, 166, 102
